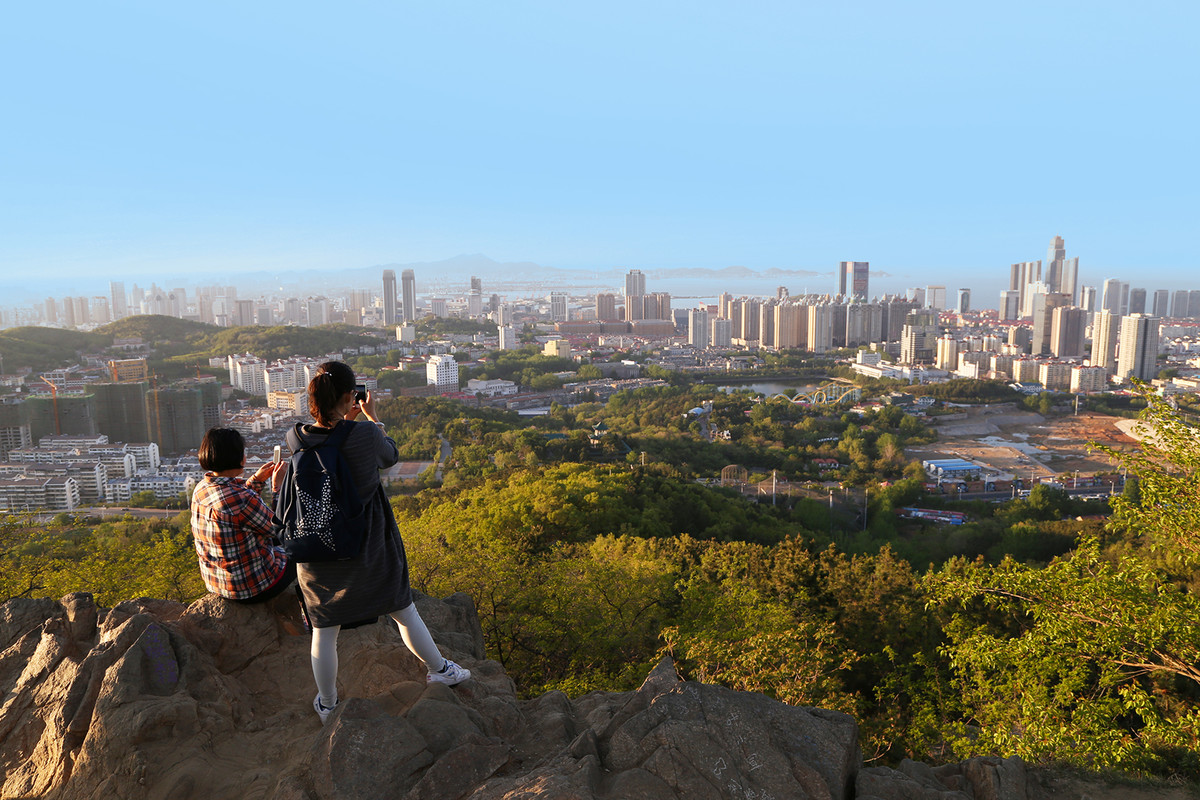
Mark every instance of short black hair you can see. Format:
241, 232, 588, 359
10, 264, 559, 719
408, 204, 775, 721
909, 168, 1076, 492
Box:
199, 428, 245, 472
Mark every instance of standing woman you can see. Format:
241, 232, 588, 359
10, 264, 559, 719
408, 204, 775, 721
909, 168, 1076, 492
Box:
293, 361, 469, 724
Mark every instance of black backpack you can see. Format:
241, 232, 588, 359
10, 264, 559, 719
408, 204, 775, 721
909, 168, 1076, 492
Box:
273, 421, 367, 562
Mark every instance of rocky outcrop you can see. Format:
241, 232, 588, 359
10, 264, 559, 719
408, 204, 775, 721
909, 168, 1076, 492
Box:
0, 591, 1042, 800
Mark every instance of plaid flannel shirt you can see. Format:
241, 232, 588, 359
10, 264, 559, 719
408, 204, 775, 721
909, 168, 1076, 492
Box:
190, 473, 287, 600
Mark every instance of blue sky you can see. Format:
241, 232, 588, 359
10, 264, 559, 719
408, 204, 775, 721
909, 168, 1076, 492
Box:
2, 1, 1197, 303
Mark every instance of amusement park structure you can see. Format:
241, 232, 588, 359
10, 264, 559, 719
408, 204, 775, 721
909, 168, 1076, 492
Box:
768, 383, 862, 406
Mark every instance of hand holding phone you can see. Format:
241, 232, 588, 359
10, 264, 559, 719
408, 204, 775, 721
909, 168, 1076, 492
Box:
354, 384, 367, 404
273, 445, 282, 464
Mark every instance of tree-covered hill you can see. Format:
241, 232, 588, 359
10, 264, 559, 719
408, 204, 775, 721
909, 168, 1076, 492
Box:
0, 326, 107, 373
0, 316, 393, 378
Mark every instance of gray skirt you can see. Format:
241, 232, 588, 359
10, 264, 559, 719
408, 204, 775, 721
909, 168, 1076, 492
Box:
296, 486, 413, 628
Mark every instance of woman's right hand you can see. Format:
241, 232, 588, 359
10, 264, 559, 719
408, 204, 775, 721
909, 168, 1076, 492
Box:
358, 390, 378, 422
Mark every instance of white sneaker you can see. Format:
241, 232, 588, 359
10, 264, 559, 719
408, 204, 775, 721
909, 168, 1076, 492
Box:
313, 692, 338, 724
427, 659, 470, 686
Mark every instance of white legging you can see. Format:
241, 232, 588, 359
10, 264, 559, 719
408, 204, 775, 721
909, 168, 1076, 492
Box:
311, 603, 445, 708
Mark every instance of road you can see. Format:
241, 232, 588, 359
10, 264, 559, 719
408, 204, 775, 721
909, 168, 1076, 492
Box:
27, 507, 184, 522
435, 434, 452, 481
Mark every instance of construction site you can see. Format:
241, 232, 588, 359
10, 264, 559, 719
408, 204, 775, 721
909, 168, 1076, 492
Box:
905, 405, 1139, 485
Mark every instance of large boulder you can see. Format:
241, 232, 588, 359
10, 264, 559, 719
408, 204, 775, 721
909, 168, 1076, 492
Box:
0, 589, 1043, 800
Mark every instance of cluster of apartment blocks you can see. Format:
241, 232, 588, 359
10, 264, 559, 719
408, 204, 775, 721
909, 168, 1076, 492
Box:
0, 434, 180, 512
32, 282, 389, 331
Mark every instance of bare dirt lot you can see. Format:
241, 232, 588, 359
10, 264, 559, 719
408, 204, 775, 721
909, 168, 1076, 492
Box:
906, 405, 1140, 481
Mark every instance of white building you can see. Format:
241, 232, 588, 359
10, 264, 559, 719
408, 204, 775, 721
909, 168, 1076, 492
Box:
465, 378, 519, 397
1071, 365, 1109, 393
1116, 313, 1161, 383
0, 475, 80, 511
426, 354, 459, 391
498, 325, 518, 351
711, 318, 733, 348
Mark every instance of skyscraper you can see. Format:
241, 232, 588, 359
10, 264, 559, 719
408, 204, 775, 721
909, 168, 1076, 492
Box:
1049, 306, 1087, 358
1079, 285, 1097, 312
1101, 279, 1126, 315
1116, 314, 1160, 382
925, 286, 946, 311
550, 292, 567, 322
109, 281, 127, 319
1128, 288, 1147, 315
1044, 236, 1079, 303
401, 270, 417, 323
382, 270, 397, 326
1010, 260, 1041, 315
1152, 290, 1170, 318
688, 308, 709, 349
837, 261, 869, 300
624, 270, 646, 321
1030, 291, 1071, 356
1171, 290, 1190, 318
999, 290, 1021, 321
956, 289, 970, 314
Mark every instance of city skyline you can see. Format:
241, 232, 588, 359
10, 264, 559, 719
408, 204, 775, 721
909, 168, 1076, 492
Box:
2, 3, 1196, 298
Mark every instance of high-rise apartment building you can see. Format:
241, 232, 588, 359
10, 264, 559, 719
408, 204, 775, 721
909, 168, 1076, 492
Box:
1090, 310, 1120, 372
1101, 279, 1127, 315
624, 270, 646, 321
925, 286, 947, 311
306, 298, 330, 327
595, 293, 618, 321
1044, 236, 1079, 304
1152, 290, 1170, 318
498, 325, 517, 351
737, 299, 760, 344
956, 289, 970, 315
774, 304, 806, 350
1128, 288, 1147, 315
711, 318, 733, 348
1116, 314, 1160, 382
1010, 260, 1041, 315
1079, 285, 1097, 312
717, 292, 733, 320
935, 336, 959, 371
550, 292, 568, 322
688, 308, 709, 349
382, 270, 397, 326
109, 282, 127, 320
1030, 291, 1071, 356
1049, 306, 1087, 358
401, 270, 416, 323
999, 290, 1021, 321
844, 303, 881, 347
806, 305, 833, 354
426, 354, 459, 391
837, 261, 869, 300
900, 310, 939, 364
1071, 365, 1108, 393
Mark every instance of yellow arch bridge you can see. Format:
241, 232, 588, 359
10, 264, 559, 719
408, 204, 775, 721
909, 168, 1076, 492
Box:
769, 383, 862, 406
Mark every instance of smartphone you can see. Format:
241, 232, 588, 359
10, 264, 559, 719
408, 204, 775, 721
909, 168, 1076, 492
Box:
354, 384, 367, 404
273, 445, 282, 464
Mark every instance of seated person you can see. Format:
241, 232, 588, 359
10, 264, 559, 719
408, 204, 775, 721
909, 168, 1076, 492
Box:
191, 427, 292, 603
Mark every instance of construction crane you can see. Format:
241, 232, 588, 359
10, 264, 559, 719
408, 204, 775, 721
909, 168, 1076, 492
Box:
39, 376, 61, 435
